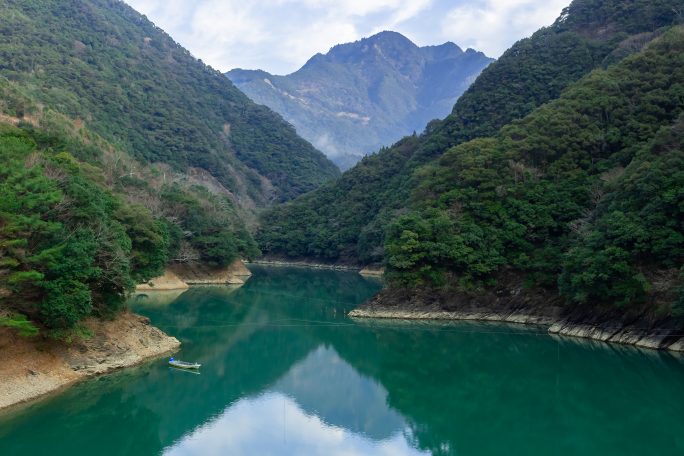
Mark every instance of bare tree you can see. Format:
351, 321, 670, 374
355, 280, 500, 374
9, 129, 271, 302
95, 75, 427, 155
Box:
173, 241, 200, 263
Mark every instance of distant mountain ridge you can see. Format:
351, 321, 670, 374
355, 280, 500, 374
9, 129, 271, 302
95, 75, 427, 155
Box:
228, 31, 493, 169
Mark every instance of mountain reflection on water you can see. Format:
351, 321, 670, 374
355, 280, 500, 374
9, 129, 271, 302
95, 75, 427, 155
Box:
0, 266, 683, 456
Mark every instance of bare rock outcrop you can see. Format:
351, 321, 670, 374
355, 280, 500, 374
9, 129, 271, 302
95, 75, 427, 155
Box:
170, 259, 252, 285
136, 269, 189, 291
136, 259, 253, 291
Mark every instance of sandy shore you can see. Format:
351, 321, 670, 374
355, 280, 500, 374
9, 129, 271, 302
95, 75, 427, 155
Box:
136, 269, 189, 291
359, 267, 385, 277
0, 312, 180, 411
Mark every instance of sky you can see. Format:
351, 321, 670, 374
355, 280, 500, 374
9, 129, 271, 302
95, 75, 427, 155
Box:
125, 0, 572, 75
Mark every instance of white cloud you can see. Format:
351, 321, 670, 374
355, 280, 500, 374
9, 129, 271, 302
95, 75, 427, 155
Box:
441, 0, 571, 56
125, 0, 571, 73
283, 0, 427, 17
126, 0, 433, 73
129, 0, 193, 31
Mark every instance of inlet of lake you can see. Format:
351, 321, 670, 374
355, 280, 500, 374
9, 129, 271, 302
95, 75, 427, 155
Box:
1, 266, 683, 455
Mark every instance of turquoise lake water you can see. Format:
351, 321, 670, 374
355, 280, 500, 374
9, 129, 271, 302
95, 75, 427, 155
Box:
1, 266, 683, 455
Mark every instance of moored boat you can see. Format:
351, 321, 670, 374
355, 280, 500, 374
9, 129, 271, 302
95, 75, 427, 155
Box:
168, 357, 201, 369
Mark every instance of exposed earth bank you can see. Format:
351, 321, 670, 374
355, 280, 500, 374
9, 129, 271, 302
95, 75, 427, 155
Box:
136, 259, 253, 291
1, 260, 255, 412
351, 286, 684, 353
0, 312, 180, 412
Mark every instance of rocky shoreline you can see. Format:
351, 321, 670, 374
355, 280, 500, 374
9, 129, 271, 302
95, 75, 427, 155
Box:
246, 258, 362, 271
246, 258, 387, 278
350, 287, 684, 353
0, 312, 180, 412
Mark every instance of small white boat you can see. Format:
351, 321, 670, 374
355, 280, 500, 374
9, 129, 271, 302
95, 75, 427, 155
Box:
169, 357, 201, 369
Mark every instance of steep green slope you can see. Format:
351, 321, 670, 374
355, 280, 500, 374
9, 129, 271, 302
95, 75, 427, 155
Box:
0, 0, 339, 204
0, 81, 258, 332
385, 28, 683, 317
228, 32, 493, 169
258, 0, 684, 263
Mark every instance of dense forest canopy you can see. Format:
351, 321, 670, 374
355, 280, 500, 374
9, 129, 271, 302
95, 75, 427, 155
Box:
0, 0, 346, 335
258, 0, 684, 264
1, 123, 156, 330
0, 79, 258, 333
0, 0, 339, 204
386, 28, 683, 314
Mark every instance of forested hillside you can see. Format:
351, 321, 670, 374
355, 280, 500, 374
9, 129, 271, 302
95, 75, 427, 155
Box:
0, 81, 258, 333
258, 0, 684, 263
385, 28, 683, 316
0, 0, 339, 204
0, 0, 343, 335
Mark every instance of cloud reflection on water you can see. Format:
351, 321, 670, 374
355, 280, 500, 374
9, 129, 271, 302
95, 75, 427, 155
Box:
164, 392, 426, 456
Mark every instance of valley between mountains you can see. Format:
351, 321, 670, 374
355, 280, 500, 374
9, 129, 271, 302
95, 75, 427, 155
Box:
1, 0, 683, 428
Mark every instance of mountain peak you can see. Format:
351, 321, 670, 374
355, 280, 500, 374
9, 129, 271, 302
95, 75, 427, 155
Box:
420, 41, 464, 60
325, 31, 419, 63
366, 31, 415, 46
228, 31, 493, 169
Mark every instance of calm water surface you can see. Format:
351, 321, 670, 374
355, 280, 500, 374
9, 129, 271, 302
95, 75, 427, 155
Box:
1, 266, 683, 455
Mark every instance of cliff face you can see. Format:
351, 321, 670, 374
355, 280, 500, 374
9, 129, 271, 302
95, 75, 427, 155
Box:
0, 313, 180, 411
